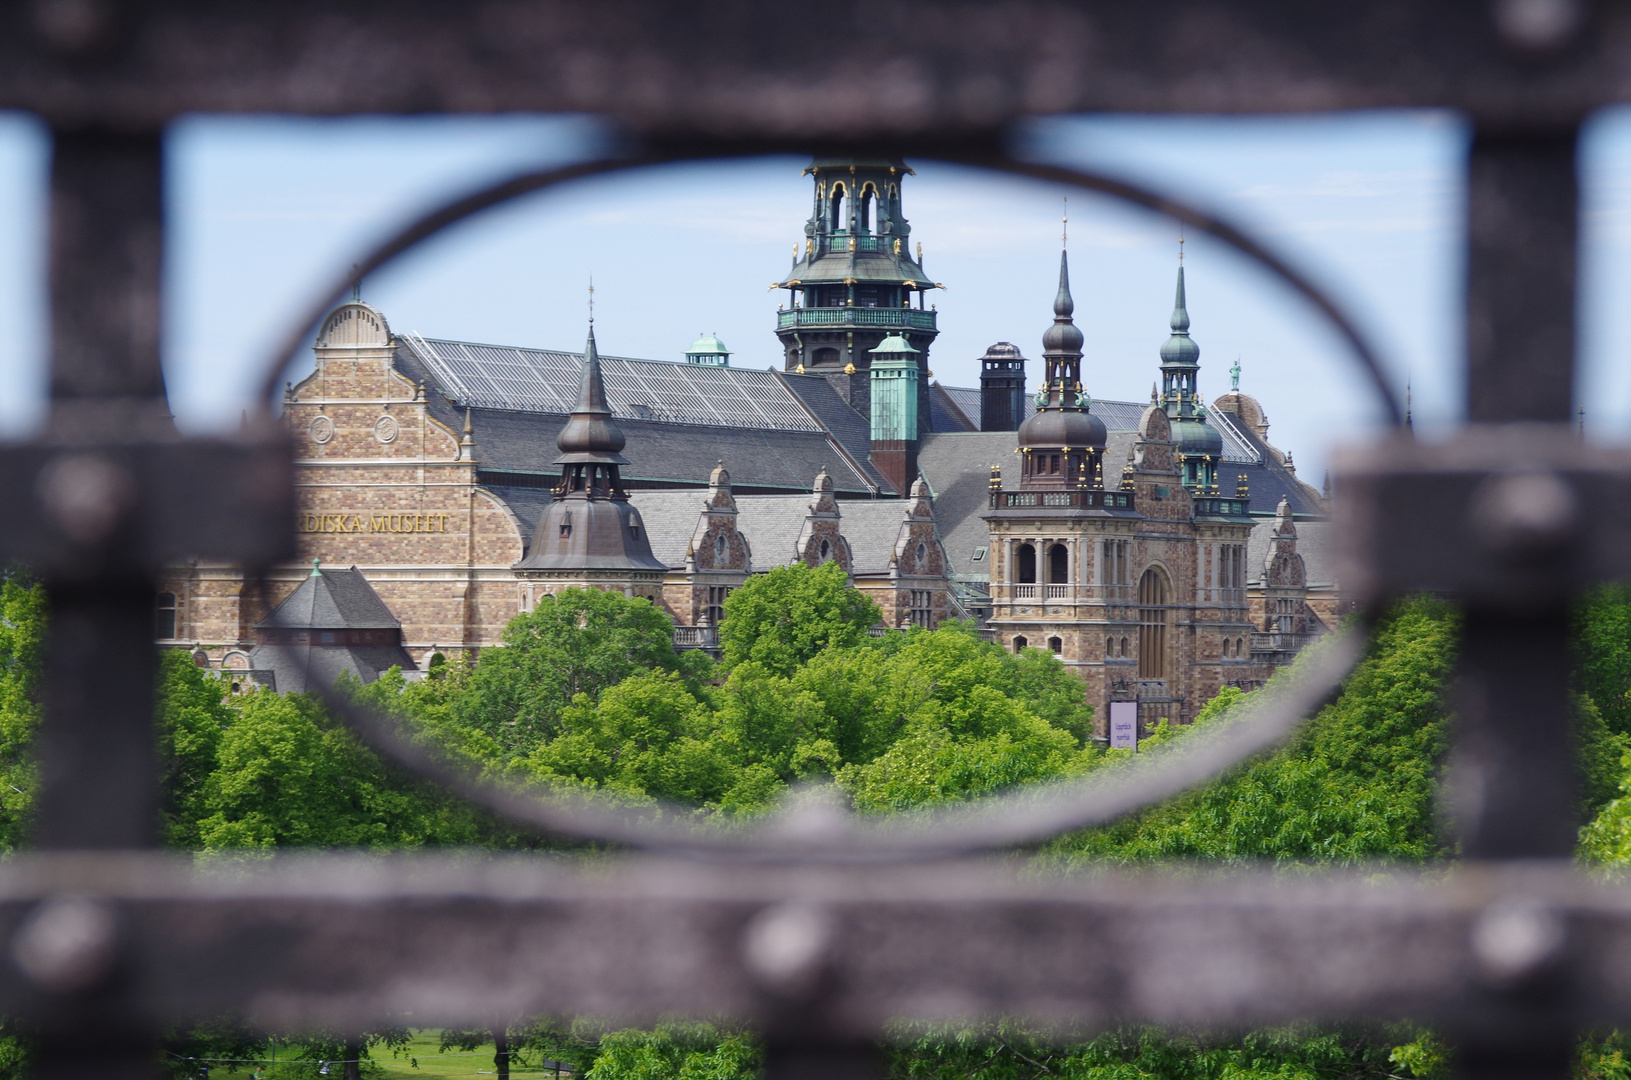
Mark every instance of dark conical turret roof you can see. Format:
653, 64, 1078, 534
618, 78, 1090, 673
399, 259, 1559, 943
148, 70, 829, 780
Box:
554, 326, 629, 465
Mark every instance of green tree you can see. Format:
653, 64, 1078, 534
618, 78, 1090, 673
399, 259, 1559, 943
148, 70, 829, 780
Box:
157, 649, 236, 849
1576, 584, 1631, 737
191, 687, 480, 851
718, 562, 879, 676
1055, 598, 1460, 865
0, 570, 43, 850
452, 588, 690, 758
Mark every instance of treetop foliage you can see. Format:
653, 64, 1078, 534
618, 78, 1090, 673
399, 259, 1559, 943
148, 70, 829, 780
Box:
717, 561, 879, 675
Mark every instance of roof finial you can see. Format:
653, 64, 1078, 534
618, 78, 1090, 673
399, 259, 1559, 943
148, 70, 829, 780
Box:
350, 264, 361, 303
588, 277, 595, 325
1579, 403, 1586, 437
1062, 196, 1068, 249
310, 557, 322, 578
1178, 224, 1185, 264
1405, 375, 1413, 431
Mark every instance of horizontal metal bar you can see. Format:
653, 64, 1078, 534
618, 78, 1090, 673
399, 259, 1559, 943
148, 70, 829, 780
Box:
0, 1, 1623, 128
0, 853, 1624, 1039
0, 434, 294, 576
1335, 424, 1631, 608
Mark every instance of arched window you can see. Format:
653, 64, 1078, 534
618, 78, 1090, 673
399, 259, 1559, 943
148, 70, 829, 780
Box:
1015, 543, 1036, 584
1048, 636, 1063, 654
155, 592, 177, 639
1105, 636, 1115, 658
830, 182, 846, 231
819, 538, 832, 562
1047, 543, 1068, 583
1120, 637, 1129, 657
813, 347, 840, 365
858, 184, 875, 231
1238, 636, 1247, 657
1013, 635, 1028, 653
714, 533, 727, 563
1137, 567, 1169, 680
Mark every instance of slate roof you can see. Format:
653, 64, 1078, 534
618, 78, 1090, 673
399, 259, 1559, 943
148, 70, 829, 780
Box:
927, 383, 977, 433
832, 499, 925, 574
255, 566, 401, 630
247, 644, 417, 694
732, 495, 818, 568
774, 372, 894, 492
625, 490, 722, 568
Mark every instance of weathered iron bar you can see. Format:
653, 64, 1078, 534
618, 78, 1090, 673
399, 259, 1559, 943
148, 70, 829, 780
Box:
0, 856, 1620, 1040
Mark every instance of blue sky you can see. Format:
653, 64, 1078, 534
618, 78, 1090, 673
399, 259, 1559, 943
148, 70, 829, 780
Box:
2, 108, 1631, 481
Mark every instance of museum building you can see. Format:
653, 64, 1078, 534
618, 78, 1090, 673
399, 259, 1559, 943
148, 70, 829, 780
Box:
161, 155, 1333, 729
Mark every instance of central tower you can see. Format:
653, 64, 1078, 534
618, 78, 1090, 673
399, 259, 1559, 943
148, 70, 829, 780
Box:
773, 157, 940, 431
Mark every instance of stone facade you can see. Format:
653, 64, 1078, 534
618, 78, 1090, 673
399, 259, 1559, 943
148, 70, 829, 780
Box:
162, 301, 529, 667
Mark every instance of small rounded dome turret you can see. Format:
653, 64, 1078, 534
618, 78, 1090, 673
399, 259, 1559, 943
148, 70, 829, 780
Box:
981, 342, 1024, 362
1018, 407, 1106, 450
689, 333, 728, 354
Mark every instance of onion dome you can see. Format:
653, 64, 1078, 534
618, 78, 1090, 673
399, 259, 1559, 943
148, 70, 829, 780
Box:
1171, 416, 1222, 457
1017, 406, 1107, 449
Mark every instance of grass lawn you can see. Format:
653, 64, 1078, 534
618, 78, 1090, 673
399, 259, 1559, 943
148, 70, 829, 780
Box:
372, 1031, 527, 1080
201, 1031, 563, 1080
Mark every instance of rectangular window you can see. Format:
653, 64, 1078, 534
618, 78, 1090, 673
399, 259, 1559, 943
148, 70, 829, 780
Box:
909, 589, 933, 628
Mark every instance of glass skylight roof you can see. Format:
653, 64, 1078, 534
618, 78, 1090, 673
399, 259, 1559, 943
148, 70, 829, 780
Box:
401, 334, 826, 433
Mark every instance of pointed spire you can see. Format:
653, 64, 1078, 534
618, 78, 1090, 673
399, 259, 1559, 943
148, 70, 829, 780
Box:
1053, 249, 1074, 318
1170, 265, 1189, 333
555, 323, 627, 458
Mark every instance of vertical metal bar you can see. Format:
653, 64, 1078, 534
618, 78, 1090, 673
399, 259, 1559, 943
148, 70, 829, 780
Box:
1466, 129, 1578, 424
1456, 125, 1581, 853
33, 128, 165, 852
30, 126, 166, 1080
1453, 127, 1581, 1080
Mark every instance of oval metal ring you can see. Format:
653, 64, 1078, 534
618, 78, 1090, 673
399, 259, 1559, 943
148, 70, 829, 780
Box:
256, 141, 1397, 859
